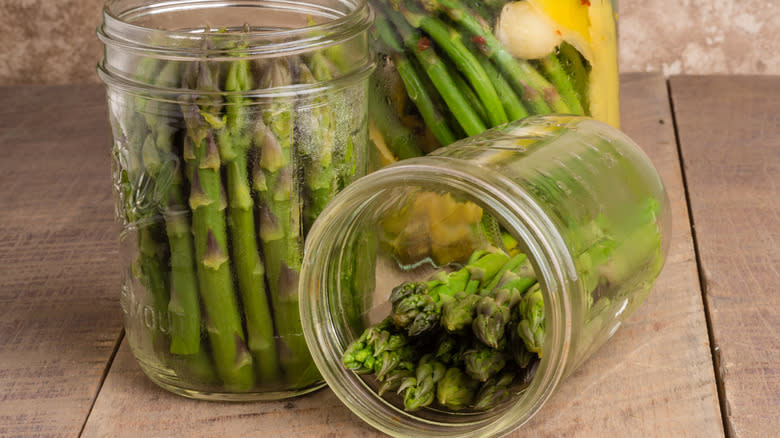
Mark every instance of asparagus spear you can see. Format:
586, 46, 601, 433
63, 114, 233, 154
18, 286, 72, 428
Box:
219, 50, 281, 383
437, 367, 479, 410
539, 52, 585, 115
515, 283, 544, 356
136, 60, 205, 356
389, 250, 510, 336
380, 2, 487, 137
472, 266, 537, 348
508, 320, 534, 368
255, 58, 316, 387
373, 14, 458, 147
463, 342, 507, 382
297, 54, 339, 233
180, 50, 255, 390
440, 253, 528, 333
397, 354, 447, 411
557, 42, 591, 115
117, 59, 172, 355
422, 0, 567, 114
472, 371, 515, 410
443, 57, 490, 125
399, 4, 508, 127
342, 321, 410, 372
473, 48, 528, 121
135, 219, 171, 338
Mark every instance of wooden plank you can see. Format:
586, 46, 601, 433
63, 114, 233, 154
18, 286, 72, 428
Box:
0, 85, 123, 436
670, 75, 780, 437
82, 73, 723, 437
518, 73, 723, 436
81, 342, 379, 437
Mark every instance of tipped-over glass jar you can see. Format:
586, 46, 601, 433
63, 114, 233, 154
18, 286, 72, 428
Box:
97, 0, 373, 400
367, 0, 620, 164
300, 115, 670, 437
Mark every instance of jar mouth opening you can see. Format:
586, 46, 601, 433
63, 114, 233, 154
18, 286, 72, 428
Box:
98, 0, 373, 59
300, 159, 576, 436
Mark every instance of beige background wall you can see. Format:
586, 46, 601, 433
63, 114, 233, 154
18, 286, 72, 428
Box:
0, 0, 777, 85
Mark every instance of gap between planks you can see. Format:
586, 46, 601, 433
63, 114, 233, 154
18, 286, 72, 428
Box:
666, 78, 731, 438
79, 329, 125, 438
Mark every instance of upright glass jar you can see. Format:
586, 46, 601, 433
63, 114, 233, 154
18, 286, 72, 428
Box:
97, 0, 374, 400
300, 115, 669, 436
367, 0, 620, 164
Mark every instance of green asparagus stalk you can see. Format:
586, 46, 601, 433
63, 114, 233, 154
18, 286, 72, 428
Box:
422, 0, 566, 114
508, 320, 534, 368
539, 52, 585, 115
135, 220, 171, 333
472, 265, 537, 348
472, 371, 515, 410
399, 4, 508, 127
440, 253, 528, 333
218, 50, 281, 383
137, 60, 204, 357
436, 367, 479, 410
380, 2, 487, 137
557, 42, 590, 115
120, 60, 172, 357
444, 57, 490, 125
342, 321, 409, 371
515, 283, 544, 356
373, 14, 458, 147
463, 342, 507, 382
255, 58, 316, 387
473, 49, 528, 121
390, 249, 510, 336
180, 52, 255, 390
397, 354, 447, 411
298, 54, 338, 233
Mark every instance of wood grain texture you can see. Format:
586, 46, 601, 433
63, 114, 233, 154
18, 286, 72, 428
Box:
81, 342, 379, 438
670, 75, 780, 437
0, 85, 122, 436
516, 73, 723, 437
80, 73, 722, 437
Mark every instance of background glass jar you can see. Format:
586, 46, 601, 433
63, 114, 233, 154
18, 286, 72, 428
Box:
97, 0, 374, 400
300, 115, 669, 436
367, 0, 620, 165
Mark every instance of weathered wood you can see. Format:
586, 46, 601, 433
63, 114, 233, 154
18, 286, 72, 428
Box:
79, 73, 723, 437
517, 73, 723, 436
81, 342, 379, 437
0, 85, 122, 437
670, 75, 780, 437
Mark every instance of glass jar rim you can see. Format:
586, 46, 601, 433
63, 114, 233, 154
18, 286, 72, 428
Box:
300, 154, 577, 437
97, 0, 375, 97
97, 0, 374, 59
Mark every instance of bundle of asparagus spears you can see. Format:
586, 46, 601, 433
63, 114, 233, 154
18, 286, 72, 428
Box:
342, 247, 543, 411
112, 35, 367, 392
368, 0, 619, 162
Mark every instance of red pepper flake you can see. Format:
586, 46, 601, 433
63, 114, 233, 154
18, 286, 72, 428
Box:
556, 29, 562, 36
417, 37, 431, 52
471, 35, 486, 46
581, 0, 591, 6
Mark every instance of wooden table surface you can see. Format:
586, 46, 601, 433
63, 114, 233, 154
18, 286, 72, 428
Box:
0, 73, 777, 437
